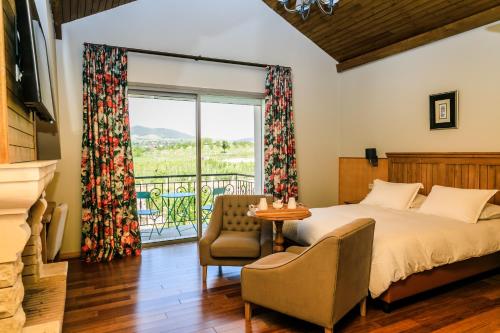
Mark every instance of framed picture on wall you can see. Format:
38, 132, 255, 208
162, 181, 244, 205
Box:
429, 91, 458, 130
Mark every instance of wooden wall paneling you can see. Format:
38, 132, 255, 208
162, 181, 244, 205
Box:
8, 108, 34, 134
8, 127, 35, 148
338, 157, 388, 204
0, 0, 9, 163
386, 153, 500, 205
2, 0, 36, 163
8, 145, 33, 161
461, 164, 468, 188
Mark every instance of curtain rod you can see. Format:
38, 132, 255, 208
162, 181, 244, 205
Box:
103, 44, 269, 69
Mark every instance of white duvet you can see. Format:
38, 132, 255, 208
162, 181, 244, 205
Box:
282, 204, 500, 298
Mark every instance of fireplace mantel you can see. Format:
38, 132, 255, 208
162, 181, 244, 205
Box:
0, 161, 57, 263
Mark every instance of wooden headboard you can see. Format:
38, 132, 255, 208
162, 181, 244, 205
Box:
387, 153, 500, 204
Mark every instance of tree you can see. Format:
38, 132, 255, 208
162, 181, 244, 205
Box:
221, 140, 230, 153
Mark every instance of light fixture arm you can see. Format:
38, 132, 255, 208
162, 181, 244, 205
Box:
317, 0, 334, 15
280, 0, 298, 13
278, 0, 339, 20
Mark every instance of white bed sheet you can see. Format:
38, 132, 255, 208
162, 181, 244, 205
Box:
282, 204, 500, 298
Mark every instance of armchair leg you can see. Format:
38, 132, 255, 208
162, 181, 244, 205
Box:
360, 297, 367, 317
202, 265, 207, 282
324, 328, 333, 333
244, 302, 252, 321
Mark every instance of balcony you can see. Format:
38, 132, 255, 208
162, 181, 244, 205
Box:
135, 173, 255, 244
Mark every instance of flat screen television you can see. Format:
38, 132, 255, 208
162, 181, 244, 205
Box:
15, 0, 56, 122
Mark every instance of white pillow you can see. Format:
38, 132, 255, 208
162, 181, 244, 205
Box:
410, 194, 427, 209
479, 203, 500, 220
419, 185, 498, 224
361, 179, 423, 210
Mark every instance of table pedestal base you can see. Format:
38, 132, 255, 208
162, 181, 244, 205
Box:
273, 220, 285, 253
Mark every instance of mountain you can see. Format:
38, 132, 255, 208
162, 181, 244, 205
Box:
131, 126, 194, 139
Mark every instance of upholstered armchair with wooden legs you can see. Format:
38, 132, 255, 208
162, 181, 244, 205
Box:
241, 218, 375, 333
199, 195, 273, 282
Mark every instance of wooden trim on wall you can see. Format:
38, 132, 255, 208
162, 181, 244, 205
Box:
0, 0, 9, 163
57, 251, 80, 260
338, 157, 388, 204
337, 5, 500, 72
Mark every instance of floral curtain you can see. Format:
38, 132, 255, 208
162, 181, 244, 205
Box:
80, 43, 141, 262
264, 65, 298, 202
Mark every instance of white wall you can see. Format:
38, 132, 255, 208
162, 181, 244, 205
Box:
52, 0, 340, 255
339, 22, 500, 157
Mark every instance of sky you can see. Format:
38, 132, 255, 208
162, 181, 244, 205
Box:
129, 96, 258, 141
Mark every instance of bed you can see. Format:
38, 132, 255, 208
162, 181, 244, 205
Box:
284, 152, 500, 310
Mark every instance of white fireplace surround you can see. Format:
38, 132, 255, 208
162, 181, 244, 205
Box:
0, 160, 66, 332
0, 161, 57, 263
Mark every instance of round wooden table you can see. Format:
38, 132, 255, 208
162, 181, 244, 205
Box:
253, 205, 311, 252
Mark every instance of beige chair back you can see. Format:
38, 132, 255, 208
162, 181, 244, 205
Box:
221, 195, 270, 232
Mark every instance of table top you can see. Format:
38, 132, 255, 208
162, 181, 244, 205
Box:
160, 192, 196, 198
251, 205, 311, 221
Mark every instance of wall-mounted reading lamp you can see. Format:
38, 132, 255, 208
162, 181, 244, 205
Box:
365, 148, 378, 167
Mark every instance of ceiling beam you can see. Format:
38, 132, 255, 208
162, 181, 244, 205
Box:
337, 5, 500, 72
50, 0, 136, 39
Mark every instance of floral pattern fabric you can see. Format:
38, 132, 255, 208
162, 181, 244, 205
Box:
81, 43, 141, 262
264, 66, 298, 202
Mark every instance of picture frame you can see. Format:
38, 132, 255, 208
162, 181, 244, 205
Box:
429, 91, 458, 130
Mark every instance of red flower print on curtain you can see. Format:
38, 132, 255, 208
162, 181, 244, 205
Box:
81, 43, 141, 262
264, 66, 298, 202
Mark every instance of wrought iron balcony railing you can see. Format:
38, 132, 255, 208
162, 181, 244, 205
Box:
134, 173, 255, 241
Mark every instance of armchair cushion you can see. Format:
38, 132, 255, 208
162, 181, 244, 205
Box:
210, 231, 261, 258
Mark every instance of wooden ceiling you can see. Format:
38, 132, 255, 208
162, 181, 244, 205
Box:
263, 0, 500, 72
50, 0, 136, 39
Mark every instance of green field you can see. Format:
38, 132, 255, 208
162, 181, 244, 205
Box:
132, 139, 255, 177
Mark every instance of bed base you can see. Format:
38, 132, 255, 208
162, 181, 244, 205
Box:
378, 251, 500, 311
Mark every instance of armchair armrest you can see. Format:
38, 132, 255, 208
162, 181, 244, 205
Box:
199, 197, 223, 265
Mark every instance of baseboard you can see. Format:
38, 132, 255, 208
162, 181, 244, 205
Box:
57, 251, 80, 260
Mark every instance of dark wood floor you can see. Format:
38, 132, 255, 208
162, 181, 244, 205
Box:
64, 242, 499, 333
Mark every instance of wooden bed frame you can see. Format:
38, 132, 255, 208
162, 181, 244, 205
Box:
379, 152, 500, 310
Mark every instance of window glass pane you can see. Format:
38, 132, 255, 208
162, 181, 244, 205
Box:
129, 94, 197, 244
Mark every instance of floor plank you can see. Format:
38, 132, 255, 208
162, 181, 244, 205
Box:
64, 242, 499, 333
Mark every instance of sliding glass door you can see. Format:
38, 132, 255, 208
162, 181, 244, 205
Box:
129, 92, 199, 244
199, 96, 263, 236
129, 89, 263, 245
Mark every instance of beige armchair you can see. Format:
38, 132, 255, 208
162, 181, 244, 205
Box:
199, 195, 273, 282
241, 218, 375, 333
